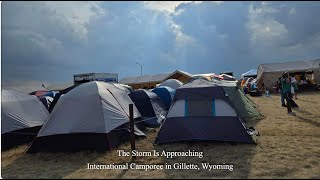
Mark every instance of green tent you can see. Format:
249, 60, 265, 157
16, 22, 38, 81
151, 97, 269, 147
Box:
211, 79, 263, 121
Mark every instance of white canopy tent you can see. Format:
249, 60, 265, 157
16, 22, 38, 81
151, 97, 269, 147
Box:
256, 59, 320, 90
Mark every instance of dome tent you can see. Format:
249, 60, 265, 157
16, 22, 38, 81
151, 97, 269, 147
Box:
129, 89, 167, 128
152, 86, 175, 110
155, 79, 256, 145
2, 90, 49, 149
158, 79, 183, 90
27, 81, 145, 153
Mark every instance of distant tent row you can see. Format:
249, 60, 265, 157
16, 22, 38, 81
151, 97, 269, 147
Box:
189, 73, 236, 83
2, 76, 261, 153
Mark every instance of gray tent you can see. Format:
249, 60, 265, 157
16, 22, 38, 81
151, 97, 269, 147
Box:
155, 79, 256, 144
1, 90, 49, 149
158, 79, 183, 90
27, 81, 145, 153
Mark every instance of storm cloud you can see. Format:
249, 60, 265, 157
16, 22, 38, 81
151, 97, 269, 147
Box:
2, 1, 320, 92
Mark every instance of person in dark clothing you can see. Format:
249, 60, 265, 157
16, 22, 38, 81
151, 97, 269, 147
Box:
278, 77, 286, 107
281, 72, 296, 116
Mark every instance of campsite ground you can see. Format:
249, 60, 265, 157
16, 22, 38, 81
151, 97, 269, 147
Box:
1, 91, 320, 179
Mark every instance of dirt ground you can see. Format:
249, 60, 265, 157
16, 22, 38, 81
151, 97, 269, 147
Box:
1, 91, 320, 179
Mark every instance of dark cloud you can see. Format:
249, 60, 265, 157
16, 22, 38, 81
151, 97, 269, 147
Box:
2, 1, 320, 92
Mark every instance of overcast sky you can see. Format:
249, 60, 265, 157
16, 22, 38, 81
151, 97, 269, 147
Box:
2, 1, 320, 92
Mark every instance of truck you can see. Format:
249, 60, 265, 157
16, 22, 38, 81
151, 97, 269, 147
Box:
73, 73, 118, 85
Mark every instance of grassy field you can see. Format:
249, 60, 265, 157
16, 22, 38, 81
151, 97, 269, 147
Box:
1, 91, 320, 179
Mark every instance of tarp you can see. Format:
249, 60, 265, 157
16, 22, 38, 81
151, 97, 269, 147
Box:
2, 90, 49, 134
219, 74, 237, 81
43, 91, 57, 98
30, 90, 49, 97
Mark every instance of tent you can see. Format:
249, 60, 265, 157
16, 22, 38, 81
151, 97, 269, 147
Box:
152, 86, 175, 110
113, 83, 133, 94
242, 69, 257, 78
155, 79, 257, 145
27, 81, 145, 153
129, 90, 167, 127
158, 79, 183, 90
189, 73, 214, 82
256, 59, 320, 90
43, 91, 57, 98
219, 74, 237, 81
210, 79, 263, 120
2, 90, 49, 149
48, 84, 79, 113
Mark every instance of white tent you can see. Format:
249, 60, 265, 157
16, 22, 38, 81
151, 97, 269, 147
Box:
158, 79, 183, 90
1, 90, 49, 134
241, 69, 257, 78
27, 81, 144, 152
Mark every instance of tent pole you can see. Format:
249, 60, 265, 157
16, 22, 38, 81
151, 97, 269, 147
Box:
129, 104, 136, 161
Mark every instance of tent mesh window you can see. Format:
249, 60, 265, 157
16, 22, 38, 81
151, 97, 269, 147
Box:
187, 99, 213, 117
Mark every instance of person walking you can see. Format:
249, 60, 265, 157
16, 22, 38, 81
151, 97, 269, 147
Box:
290, 74, 298, 99
277, 77, 286, 107
281, 72, 296, 116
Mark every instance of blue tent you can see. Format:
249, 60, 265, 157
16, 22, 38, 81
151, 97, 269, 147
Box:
152, 86, 175, 110
129, 90, 166, 128
43, 91, 57, 98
